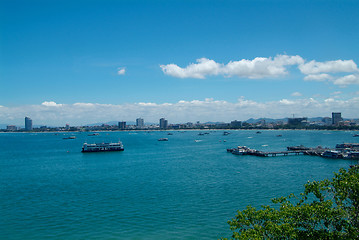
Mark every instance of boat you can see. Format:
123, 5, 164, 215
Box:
63, 136, 76, 139
158, 138, 168, 141
353, 134, 359, 137
287, 145, 310, 151
321, 150, 342, 159
82, 141, 124, 152
223, 131, 230, 135
88, 133, 99, 136
336, 143, 359, 149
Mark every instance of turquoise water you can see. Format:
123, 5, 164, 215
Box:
0, 130, 356, 239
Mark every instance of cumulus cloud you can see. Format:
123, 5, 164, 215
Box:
160, 55, 359, 86
1, 97, 359, 126
41, 101, 63, 107
160, 58, 222, 79
333, 74, 359, 86
299, 60, 358, 75
117, 67, 126, 75
160, 55, 304, 79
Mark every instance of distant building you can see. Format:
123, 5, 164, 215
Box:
25, 117, 33, 131
7, 125, 17, 131
322, 117, 332, 126
230, 120, 242, 128
159, 118, 168, 129
136, 118, 144, 128
65, 124, 70, 130
118, 121, 126, 130
288, 117, 308, 126
332, 112, 342, 125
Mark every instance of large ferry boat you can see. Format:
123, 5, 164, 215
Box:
81, 141, 124, 152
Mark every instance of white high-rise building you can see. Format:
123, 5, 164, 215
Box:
25, 117, 33, 131
136, 118, 144, 128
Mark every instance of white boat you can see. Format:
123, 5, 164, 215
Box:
63, 136, 76, 139
82, 141, 124, 152
321, 150, 342, 158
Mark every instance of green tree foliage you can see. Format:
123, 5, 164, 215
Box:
223, 167, 359, 239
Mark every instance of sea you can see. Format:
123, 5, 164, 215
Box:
0, 130, 357, 239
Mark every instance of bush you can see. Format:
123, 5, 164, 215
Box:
223, 167, 359, 239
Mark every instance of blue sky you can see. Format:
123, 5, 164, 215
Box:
1, 0, 359, 125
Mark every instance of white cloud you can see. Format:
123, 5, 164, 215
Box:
160, 55, 304, 79
304, 73, 333, 81
333, 74, 359, 86
117, 67, 126, 75
1, 97, 359, 126
291, 92, 302, 97
222, 55, 304, 79
299, 60, 358, 75
279, 99, 295, 105
73, 102, 95, 107
160, 55, 359, 86
160, 58, 222, 79
41, 101, 63, 107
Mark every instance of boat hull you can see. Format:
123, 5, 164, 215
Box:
82, 148, 124, 152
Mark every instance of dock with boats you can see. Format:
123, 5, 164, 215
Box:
227, 143, 359, 159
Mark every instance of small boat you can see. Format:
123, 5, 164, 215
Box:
63, 136, 76, 139
158, 138, 168, 141
276, 135, 282, 137
287, 145, 310, 151
353, 134, 359, 137
256, 131, 261, 134
223, 131, 230, 135
167, 133, 173, 135
88, 133, 99, 136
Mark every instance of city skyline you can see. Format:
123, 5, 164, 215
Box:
1, 0, 359, 125
4, 112, 358, 129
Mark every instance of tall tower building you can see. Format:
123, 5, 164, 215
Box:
136, 118, 144, 128
159, 118, 168, 129
332, 112, 342, 125
25, 117, 33, 131
118, 121, 126, 130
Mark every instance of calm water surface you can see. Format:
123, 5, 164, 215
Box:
0, 130, 357, 239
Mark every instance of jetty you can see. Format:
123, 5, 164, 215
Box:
227, 144, 359, 159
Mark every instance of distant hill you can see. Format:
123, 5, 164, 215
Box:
85, 121, 140, 126
244, 117, 335, 124
244, 118, 287, 124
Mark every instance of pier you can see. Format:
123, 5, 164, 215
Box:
227, 144, 359, 159
227, 147, 321, 157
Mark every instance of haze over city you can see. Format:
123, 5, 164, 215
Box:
1, 0, 359, 126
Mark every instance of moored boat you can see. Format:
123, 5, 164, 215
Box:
321, 150, 342, 159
